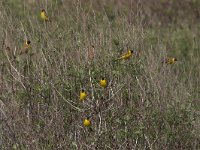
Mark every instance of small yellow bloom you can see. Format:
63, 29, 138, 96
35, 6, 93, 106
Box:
83, 118, 91, 127
100, 78, 107, 88
80, 89, 87, 101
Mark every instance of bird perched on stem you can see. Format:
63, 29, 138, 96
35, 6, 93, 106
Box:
162, 57, 177, 64
80, 89, 87, 101
40, 9, 50, 22
100, 78, 107, 88
115, 50, 134, 61
19, 40, 31, 55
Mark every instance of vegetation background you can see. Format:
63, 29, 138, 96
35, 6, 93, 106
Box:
0, 0, 200, 149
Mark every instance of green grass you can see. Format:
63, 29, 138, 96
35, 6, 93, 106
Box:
0, 0, 200, 149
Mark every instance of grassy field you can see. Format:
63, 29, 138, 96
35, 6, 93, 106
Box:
1, 0, 200, 149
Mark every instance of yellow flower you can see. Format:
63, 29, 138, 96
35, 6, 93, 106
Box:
100, 78, 107, 88
80, 89, 87, 101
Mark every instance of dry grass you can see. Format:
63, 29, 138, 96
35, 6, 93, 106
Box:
0, 0, 200, 149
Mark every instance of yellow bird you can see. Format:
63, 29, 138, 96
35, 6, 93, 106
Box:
40, 9, 50, 22
163, 57, 177, 64
83, 118, 91, 127
80, 89, 87, 101
115, 50, 133, 61
100, 78, 107, 88
24, 40, 31, 49
20, 40, 31, 55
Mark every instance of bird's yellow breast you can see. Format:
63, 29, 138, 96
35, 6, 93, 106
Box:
83, 119, 91, 127
122, 50, 133, 59
100, 79, 107, 88
80, 91, 87, 101
40, 12, 46, 20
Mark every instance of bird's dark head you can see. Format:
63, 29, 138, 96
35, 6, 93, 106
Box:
174, 58, 177, 61
86, 116, 91, 120
41, 9, 45, 12
27, 40, 31, 44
